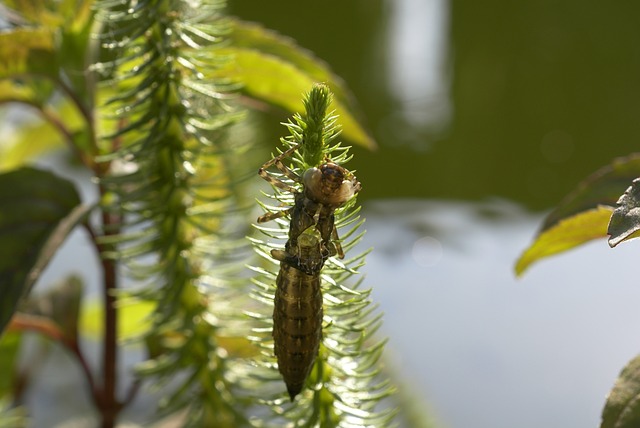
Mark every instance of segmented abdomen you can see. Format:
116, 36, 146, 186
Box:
273, 262, 323, 401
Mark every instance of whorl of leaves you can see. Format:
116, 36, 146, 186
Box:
248, 85, 397, 427
95, 0, 250, 425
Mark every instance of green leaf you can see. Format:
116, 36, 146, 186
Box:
601, 354, 640, 428
0, 28, 58, 79
541, 154, 640, 232
0, 332, 21, 398
0, 80, 42, 104
223, 19, 375, 149
1, 0, 64, 27
608, 178, 640, 247
0, 167, 90, 335
515, 206, 614, 276
0, 99, 82, 172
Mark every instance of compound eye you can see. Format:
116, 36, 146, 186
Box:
320, 163, 345, 182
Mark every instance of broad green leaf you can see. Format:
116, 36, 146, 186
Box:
541, 154, 640, 232
0, 80, 42, 104
608, 178, 640, 247
0, 332, 21, 398
515, 206, 613, 276
0, 28, 58, 79
0, 167, 90, 334
222, 19, 375, 149
601, 354, 640, 428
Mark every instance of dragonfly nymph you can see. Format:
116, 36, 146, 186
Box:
257, 143, 361, 400
271, 231, 324, 401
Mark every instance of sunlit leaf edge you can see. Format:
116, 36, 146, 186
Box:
221, 19, 376, 149
541, 153, 640, 232
515, 205, 614, 276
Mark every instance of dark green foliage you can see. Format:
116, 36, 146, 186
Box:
0, 167, 89, 334
602, 355, 640, 428
95, 0, 252, 425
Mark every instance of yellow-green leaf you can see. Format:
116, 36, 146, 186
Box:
0, 28, 57, 79
80, 299, 155, 340
221, 19, 375, 149
541, 154, 640, 232
1, 0, 63, 27
0, 98, 83, 172
0, 332, 21, 398
515, 206, 614, 276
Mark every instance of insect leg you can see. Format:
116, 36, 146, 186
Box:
258, 168, 298, 194
330, 225, 344, 259
315, 209, 344, 259
258, 144, 301, 193
257, 206, 293, 223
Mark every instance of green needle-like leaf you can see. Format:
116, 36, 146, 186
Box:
223, 19, 375, 149
515, 206, 614, 276
608, 178, 640, 247
601, 354, 640, 428
0, 167, 90, 335
250, 84, 394, 425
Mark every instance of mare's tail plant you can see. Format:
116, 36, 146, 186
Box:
0, 0, 379, 426
250, 83, 397, 426
95, 0, 251, 425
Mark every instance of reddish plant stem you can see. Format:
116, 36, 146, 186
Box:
98, 202, 121, 428
8, 314, 99, 401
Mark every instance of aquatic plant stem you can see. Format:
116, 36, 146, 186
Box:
98, 189, 120, 428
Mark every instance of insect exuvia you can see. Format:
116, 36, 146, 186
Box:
271, 231, 324, 401
257, 143, 361, 400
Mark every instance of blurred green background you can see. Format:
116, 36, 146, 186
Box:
229, 0, 640, 209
